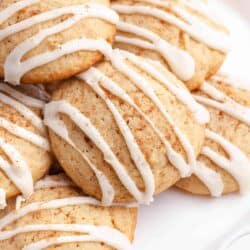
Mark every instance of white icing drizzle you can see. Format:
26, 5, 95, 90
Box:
190, 126, 250, 196
0, 138, 33, 199
24, 232, 130, 250
44, 101, 151, 204
0, 83, 50, 151
118, 50, 209, 124
2, 225, 131, 250
189, 80, 250, 196
0, 197, 101, 230
0, 117, 50, 151
186, 79, 250, 196
116, 21, 195, 81
212, 73, 250, 92
202, 129, 250, 194
0, 92, 44, 132
44, 102, 115, 206
112, 2, 230, 52
0, 188, 6, 209
110, 49, 197, 169
138, 0, 225, 27
0, 84, 50, 208
0, 196, 132, 250
15, 175, 73, 210
34, 174, 74, 190
44, 43, 204, 203
194, 81, 250, 126
193, 161, 224, 197
181, 0, 224, 26
0, 2, 119, 84
0, 0, 39, 24
0, 83, 45, 109
15, 195, 26, 210
78, 73, 155, 203
6, 38, 114, 85
0, 83, 46, 134
79, 68, 191, 178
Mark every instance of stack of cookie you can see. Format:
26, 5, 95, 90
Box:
0, 0, 249, 249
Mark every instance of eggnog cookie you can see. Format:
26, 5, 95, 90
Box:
112, 0, 229, 90
0, 0, 118, 85
44, 45, 209, 204
0, 82, 52, 208
0, 174, 137, 250
176, 75, 250, 196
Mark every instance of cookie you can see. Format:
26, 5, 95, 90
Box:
44, 45, 209, 204
112, 0, 229, 90
176, 75, 250, 196
0, 82, 52, 208
0, 174, 137, 250
0, 0, 118, 85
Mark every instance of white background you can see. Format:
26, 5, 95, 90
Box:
132, 1, 250, 250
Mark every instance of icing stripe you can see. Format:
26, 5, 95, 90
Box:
45, 44, 204, 203
45, 42, 205, 204
0, 196, 132, 230
0, 225, 131, 250
44, 101, 149, 204
0, 0, 39, 24
24, 233, 130, 250
116, 21, 195, 81
79, 68, 191, 177
0, 117, 50, 151
113, 0, 229, 83
116, 35, 154, 50
0, 85, 50, 208
0, 92, 45, 132
0, 138, 33, 199
5, 38, 113, 85
0, 188, 6, 209
112, 3, 230, 52
110, 49, 197, 169
189, 79, 250, 196
44, 101, 115, 205
0, 194, 132, 250
15, 195, 26, 210
202, 129, 250, 194
0, 3, 119, 84
34, 175, 74, 190
211, 73, 250, 91
119, 50, 209, 124
193, 161, 224, 197
0, 5, 117, 41
79, 73, 155, 203
194, 82, 250, 125
180, 0, 224, 26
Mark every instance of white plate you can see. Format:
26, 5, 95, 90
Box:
132, 1, 250, 250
